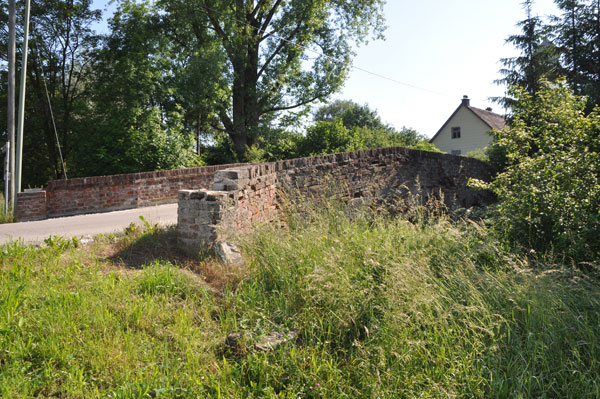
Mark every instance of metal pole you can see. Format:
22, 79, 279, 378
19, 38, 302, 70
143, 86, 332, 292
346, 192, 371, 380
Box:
16, 0, 31, 194
8, 0, 16, 214
3, 142, 9, 216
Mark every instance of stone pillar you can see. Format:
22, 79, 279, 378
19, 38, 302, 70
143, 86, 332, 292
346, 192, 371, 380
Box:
177, 189, 231, 253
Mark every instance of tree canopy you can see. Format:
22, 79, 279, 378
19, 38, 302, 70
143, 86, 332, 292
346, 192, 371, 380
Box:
314, 99, 389, 130
158, 0, 386, 156
497, 0, 600, 111
71, 0, 200, 177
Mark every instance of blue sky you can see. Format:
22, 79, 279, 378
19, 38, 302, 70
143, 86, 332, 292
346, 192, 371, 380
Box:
336, 0, 560, 137
92, 0, 560, 138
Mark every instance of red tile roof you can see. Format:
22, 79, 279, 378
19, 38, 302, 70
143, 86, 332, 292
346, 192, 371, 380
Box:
468, 106, 506, 130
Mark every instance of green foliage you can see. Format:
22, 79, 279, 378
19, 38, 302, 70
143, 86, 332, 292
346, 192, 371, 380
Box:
314, 99, 388, 130
244, 144, 268, 164
235, 196, 600, 397
481, 80, 600, 261
258, 129, 304, 161
0, 0, 102, 185
43, 235, 79, 251
69, 1, 201, 176
137, 262, 195, 299
352, 125, 439, 151
495, 0, 560, 106
298, 120, 359, 156
552, 0, 600, 110
410, 140, 443, 152
465, 148, 490, 162
307, 100, 437, 155
236, 101, 438, 162
0, 194, 14, 224
0, 0, 206, 184
0, 237, 216, 398
295, 120, 437, 158
497, 0, 600, 111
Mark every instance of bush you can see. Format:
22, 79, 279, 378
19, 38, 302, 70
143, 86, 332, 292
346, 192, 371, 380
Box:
296, 120, 438, 157
477, 80, 600, 261
465, 148, 489, 162
297, 120, 359, 156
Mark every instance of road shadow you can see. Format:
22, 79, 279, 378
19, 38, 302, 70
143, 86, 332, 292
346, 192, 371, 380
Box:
104, 222, 249, 296
108, 225, 200, 270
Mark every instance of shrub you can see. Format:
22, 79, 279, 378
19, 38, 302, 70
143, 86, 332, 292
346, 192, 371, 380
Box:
297, 120, 359, 156
477, 80, 600, 261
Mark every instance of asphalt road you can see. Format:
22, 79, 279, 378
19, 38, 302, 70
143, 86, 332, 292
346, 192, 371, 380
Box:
0, 203, 178, 245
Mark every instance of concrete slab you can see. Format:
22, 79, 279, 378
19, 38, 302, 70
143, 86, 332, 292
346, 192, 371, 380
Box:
0, 203, 178, 245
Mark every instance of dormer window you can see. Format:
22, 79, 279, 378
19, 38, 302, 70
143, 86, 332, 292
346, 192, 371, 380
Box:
451, 127, 461, 139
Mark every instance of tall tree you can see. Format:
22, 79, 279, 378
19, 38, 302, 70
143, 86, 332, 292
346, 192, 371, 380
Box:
0, 0, 101, 185
70, 0, 200, 177
314, 100, 389, 131
311, 99, 434, 153
159, 0, 386, 156
161, 4, 229, 155
553, 0, 587, 93
495, 0, 560, 107
557, 0, 600, 108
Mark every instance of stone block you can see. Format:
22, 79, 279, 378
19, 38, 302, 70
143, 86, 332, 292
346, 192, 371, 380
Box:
214, 241, 243, 264
215, 169, 242, 180
197, 201, 223, 212
190, 190, 208, 200
205, 191, 229, 201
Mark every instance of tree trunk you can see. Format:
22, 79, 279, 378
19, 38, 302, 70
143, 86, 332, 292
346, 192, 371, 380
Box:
228, 11, 261, 158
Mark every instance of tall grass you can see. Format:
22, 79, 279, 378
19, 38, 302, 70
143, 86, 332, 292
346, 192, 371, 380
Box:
0, 193, 14, 224
0, 197, 599, 397
232, 198, 600, 397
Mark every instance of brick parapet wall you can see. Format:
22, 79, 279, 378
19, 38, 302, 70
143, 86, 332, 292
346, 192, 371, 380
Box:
177, 147, 495, 252
16, 191, 47, 222
15, 162, 246, 221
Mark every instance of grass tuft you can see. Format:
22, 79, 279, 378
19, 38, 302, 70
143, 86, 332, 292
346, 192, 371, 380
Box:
0, 194, 14, 224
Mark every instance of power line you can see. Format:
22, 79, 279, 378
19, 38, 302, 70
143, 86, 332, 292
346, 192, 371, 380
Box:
39, 61, 68, 180
31, 28, 68, 180
348, 65, 447, 96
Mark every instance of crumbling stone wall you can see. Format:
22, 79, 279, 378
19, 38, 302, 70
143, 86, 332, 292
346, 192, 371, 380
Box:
177, 147, 494, 252
177, 165, 280, 250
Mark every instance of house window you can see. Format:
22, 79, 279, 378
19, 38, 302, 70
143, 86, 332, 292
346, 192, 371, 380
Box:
451, 150, 461, 156
451, 127, 461, 139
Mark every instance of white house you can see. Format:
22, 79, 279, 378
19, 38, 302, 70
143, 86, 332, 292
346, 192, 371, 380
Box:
430, 96, 506, 155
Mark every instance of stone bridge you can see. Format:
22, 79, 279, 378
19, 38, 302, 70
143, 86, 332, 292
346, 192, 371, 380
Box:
176, 147, 494, 253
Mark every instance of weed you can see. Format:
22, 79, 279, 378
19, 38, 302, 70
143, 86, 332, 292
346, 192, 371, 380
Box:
137, 261, 196, 299
0, 194, 14, 224
43, 235, 79, 250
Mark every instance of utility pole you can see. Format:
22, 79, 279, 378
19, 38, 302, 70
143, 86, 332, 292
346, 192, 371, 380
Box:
16, 0, 31, 194
3, 142, 9, 216
7, 0, 16, 214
